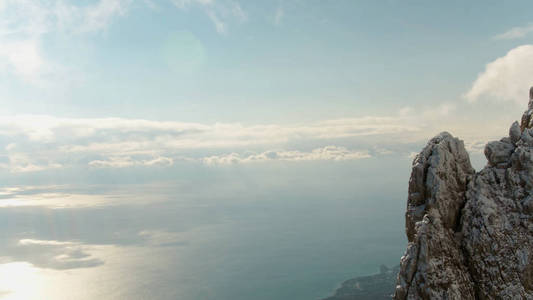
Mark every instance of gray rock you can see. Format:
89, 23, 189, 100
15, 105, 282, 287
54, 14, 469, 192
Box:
484, 140, 514, 167
396, 132, 475, 300
510, 121, 521, 144
395, 88, 533, 300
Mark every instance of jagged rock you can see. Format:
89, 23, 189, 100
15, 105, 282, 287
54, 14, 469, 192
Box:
510, 121, 521, 145
396, 132, 475, 299
395, 88, 533, 300
484, 140, 514, 168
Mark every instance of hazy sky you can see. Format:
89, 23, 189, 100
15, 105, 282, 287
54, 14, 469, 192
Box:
0, 0, 531, 177
0, 0, 531, 121
1, 1, 533, 299
0, 0, 530, 216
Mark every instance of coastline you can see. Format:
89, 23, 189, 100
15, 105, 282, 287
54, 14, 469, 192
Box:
322, 265, 399, 300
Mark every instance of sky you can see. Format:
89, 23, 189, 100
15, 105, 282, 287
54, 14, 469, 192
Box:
0, 0, 531, 178
0, 0, 533, 299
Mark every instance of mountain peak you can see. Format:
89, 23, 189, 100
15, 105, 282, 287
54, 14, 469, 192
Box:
395, 88, 533, 299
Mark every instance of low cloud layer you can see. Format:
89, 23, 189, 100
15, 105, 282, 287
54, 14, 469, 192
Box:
0, 100, 511, 173
0, 113, 423, 172
203, 146, 371, 165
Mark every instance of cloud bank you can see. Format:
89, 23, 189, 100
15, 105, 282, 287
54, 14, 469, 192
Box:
203, 146, 371, 165
465, 45, 533, 104
0, 110, 432, 172
0, 96, 508, 173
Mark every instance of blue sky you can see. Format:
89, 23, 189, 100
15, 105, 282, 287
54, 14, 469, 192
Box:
0, 0, 531, 198
0, 0, 532, 122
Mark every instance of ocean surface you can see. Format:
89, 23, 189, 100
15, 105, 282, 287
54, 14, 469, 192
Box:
0, 157, 411, 300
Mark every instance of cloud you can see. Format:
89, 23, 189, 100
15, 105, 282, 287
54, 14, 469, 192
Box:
206, 9, 227, 34
493, 23, 533, 40
0, 0, 132, 84
465, 45, 533, 104
0, 153, 62, 173
7, 238, 104, 270
203, 146, 372, 165
171, 0, 246, 34
0, 0, 131, 36
0, 100, 503, 172
0, 113, 421, 169
89, 156, 174, 168
76, 0, 132, 33
171, 0, 214, 9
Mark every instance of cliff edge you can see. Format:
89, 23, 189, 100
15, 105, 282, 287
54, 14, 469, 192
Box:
394, 88, 533, 299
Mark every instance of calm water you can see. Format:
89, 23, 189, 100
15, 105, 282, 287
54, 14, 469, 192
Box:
0, 157, 409, 300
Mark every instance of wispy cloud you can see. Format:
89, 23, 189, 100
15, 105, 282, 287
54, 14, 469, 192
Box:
493, 23, 533, 40
203, 146, 371, 165
171, 0, 246, 34
0, 99, 504, 172
0, 39, 52, 85
465, 44, 533, 104
0, 113, 421, 171
0, 153, 62, 173
89, 156, 174, 168
0, 0, 132, 84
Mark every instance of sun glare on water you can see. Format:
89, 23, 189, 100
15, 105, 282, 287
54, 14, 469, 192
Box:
0, 262, 44, 299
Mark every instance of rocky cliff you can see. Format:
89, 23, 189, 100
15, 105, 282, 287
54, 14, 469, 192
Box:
394, 88, 533, 299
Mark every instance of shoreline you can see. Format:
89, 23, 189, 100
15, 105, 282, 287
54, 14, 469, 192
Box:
322, 265, 400, 300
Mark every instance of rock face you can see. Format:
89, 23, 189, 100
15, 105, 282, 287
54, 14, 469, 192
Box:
395, 88, 533, 300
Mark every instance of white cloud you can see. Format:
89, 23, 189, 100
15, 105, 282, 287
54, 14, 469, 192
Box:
89, 156, 174, 168
0, 113, 417, 171
0, 113, 421, 149
0, 100, 507, 171
171, 0, 214, 9
171, 0, 246, 34
465, 45, 533, 104
18, 239, 75, 246
493, 23, 533, 40
0, 153, 62, 173
76, 0, 132, 33
0, 0, 131, 36
206, 9, 227, 34
203, 146, 372, 165
0, 39, 56, 85
0, 0, 132, 84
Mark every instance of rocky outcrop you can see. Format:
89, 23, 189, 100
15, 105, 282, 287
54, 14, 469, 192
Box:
395, 88, 533, 299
